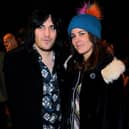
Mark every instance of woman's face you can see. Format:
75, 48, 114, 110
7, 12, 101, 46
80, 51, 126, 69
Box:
71, 28, 93, 59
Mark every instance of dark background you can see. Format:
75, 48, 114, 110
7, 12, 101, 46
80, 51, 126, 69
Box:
0, 0, 128, 60
0, 0, 129, 41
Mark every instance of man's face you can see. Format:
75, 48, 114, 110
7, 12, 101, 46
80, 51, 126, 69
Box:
34, 15, 57, 51
3, 33, 18, 52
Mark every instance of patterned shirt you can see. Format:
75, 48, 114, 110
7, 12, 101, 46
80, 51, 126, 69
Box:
38, 55, 62, 129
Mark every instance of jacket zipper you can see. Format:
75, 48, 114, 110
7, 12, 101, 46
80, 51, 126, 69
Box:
70, 71, 81, 129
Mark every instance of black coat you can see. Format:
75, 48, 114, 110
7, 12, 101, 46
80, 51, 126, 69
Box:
4, 45, 66, 129
64, 55, 127, 129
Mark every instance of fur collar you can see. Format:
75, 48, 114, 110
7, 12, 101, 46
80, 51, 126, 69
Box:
101, 57, 125, 84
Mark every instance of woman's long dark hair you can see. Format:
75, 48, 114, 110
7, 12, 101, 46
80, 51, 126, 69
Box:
68, 32, 110, 71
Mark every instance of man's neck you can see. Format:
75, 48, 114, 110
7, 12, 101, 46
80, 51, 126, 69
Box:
34, 44, 55, 73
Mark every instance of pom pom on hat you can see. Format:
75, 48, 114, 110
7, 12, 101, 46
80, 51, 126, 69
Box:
67, 2, 102, 39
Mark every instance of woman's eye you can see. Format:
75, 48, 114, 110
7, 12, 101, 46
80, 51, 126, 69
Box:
79, 32, 86, 35
71, 34, 76, 39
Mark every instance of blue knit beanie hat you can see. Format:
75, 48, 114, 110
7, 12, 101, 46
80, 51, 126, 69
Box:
67, 14, 101, 39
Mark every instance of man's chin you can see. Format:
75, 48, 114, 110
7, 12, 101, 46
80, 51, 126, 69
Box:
39, 47, 53, 52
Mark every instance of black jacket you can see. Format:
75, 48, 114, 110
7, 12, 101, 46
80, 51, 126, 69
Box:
64, 54, 127, 129
4, 45, 66, 129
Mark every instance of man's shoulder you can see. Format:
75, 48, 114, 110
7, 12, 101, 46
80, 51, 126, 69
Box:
5, 45, 28, 62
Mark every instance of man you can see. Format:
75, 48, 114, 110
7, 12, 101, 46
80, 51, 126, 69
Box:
0, 45, 7, 129
3, 33, 19, 52
4, 9, 66, 129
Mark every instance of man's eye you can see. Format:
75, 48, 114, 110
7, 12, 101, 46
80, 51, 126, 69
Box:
50, 25, 56, 30
39, 25, 44, 29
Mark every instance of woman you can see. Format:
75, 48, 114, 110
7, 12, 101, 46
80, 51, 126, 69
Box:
64, 2, 126, 129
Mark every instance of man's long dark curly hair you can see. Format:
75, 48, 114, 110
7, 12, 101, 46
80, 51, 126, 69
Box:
24, 8, 64, 53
